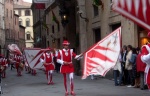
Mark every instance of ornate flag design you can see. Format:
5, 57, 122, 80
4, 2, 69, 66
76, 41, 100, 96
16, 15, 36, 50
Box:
8, 44, 22, 55
24, 48, 48, 69
82, 27, 121, 79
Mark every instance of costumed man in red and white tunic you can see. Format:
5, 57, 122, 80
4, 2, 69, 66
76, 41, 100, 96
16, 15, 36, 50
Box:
40, 47, 55, 85
14, 53, 23, 76
9, 53, 16, 70
0, 55, 8, 78
57, 40, 82, 96
140, 42, 150, 90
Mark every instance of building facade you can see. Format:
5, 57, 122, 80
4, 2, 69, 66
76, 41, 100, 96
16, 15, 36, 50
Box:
14, 3, 34, 48
19, 25, 26, 50
13, 14, 25, 51
4, 0, 15, 56
31, 4, 45, 48
0, 0, 5, 54
32, 0, 149, 76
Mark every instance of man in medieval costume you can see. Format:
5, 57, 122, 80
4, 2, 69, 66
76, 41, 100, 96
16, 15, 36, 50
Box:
0, 55, 8, 78
40, 47, 55, 85
140, 42, 150, 91
14, 53, 24, 76
57, 40, 82, 96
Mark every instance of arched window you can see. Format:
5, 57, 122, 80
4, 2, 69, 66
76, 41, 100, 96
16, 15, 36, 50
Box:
19, 18, 22, 25
25, 9, 30, 16
26, 31, 31, 40
26, 18, 30, 27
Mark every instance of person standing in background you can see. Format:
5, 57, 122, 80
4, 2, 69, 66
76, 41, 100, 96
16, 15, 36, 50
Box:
121, 45, 128, 85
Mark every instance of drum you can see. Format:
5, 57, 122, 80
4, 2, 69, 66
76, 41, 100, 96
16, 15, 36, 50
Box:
0, 66, 4, 72
19, 63, 24, 70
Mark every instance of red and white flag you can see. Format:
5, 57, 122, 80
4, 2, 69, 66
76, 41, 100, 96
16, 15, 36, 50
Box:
24, 48, 48, 69
112, 0, 150, 31
82, 27, 121, 79
8, 44, 22, 55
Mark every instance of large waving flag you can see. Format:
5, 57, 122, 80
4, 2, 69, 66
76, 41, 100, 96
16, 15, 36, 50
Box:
112, 0, 150, 31
8, 44, 22, 55
82, 27, 121, 79
24, 48, 48, 69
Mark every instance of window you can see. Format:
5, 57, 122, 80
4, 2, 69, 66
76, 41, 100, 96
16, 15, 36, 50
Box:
94, 28, 101, 43
6, 9, 8, 17
11, 10, 12, 18
93, 5, 99, 17
0, 15, 1, 28
26, 33, 30, 40
15, 17, 16, 25
25, 10, 30, 16
111, 23, 121, 32
47, 28, 49, 35
47, 41, 49, 47
19, 18, 22, 25
57, 23, 60, 31
52, 25, 54, 33
19, 10, 21, 16
26, 18, 30, 27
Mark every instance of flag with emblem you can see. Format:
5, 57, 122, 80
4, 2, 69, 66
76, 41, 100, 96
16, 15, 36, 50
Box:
8, 44, 22, 55
112, 0, 150, 31
82, 27, 121, 79
24, 48, 48, 69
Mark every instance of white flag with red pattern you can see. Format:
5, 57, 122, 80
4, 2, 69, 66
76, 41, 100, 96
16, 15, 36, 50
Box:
8, 44, 22, 55
112, 0, 150, 31
24, 48, 48, 69
82, 27, 121, 79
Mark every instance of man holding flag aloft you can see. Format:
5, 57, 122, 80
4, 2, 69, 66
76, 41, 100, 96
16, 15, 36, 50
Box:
57, 40, 82, 96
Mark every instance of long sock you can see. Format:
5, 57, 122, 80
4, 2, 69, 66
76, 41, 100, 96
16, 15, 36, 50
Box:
17, 67, 19, 75
71, 79, 74, 92
50, 71, 53, 82
63, 73, 67, 92
4, 72, 6, 77
45, 71, 48, 82
69, 73, 74, 92
46, 71, 50, 83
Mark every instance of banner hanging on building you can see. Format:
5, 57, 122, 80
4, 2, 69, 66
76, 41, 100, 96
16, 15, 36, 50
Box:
35, 3, 45, 9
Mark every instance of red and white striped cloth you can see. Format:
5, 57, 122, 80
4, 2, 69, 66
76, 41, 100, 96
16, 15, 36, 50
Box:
82, 27, 121, 79
112, 0, 150, 31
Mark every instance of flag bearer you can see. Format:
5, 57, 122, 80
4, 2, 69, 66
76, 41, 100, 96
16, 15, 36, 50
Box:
40, 47, 56, 85
14, 53, 23, 76
57, 40, 82, 96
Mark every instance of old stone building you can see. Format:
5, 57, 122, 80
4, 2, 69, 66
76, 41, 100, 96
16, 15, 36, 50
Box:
0, 0, 5, 54
4, 0, 14, 51
14, 2, 34, 48
32, 0, 149, 76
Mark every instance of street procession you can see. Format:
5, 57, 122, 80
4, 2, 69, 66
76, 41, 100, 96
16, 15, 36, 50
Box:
0, 0, 150, 96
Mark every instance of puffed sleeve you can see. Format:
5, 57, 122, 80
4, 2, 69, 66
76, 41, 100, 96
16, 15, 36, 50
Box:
56, 50, 64, 65
40, 54, 45, 64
